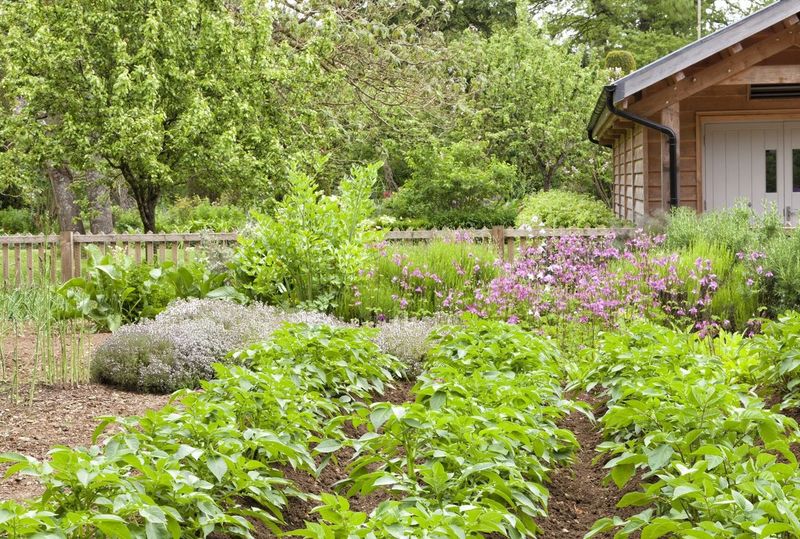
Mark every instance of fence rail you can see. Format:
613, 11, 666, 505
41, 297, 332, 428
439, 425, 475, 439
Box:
0, 227, 637, 287
385, 226, 639, 262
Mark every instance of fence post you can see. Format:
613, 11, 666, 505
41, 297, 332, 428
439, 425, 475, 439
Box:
60, 231, 74, 282
491, 226, 506, 260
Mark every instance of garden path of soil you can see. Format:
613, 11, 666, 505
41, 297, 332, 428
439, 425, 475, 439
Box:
0, 331, 171, 501
537, 394, 640, 539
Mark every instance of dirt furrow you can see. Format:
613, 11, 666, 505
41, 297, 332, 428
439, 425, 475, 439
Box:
538, 396, 640, 539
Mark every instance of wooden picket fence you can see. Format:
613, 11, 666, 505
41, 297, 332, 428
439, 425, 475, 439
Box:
0, 232, 238, 287
0, 227, 636, 287
385, 226, 638, 262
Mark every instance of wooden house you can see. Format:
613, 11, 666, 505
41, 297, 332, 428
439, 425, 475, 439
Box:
588, 0, 800, 224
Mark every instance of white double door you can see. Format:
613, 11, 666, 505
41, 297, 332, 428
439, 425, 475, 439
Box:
704, 121, 800, 223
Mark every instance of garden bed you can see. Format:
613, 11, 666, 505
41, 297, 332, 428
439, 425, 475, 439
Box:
537, 394, 639, 539
0, 331, 170, 501
0, 384, 170, 501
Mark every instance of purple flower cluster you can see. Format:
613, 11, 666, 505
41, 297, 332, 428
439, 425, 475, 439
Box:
476, 233, 721, 327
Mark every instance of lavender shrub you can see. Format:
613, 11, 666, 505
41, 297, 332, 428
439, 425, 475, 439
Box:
92, 299, 346, 393
371, 314, 456, 375
92, 299, 442, 393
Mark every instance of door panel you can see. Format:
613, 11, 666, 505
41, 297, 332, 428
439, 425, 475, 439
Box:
784, 122, 800, 225
703, 122, 783, 216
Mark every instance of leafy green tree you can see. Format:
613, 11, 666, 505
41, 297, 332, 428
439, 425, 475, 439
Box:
386, 140, 517, 228
0, 0, 325, 232
454, 23, 605, 195
392, 0, 518, 35
539, 0, 772, 66
271, 0, 459, 192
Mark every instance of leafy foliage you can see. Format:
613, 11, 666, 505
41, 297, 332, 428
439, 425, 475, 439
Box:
754, 311, 800, 407
516, 190, 617, 228
454, 23, 607, 194
386, 141, 516, 229
1, 322, 405, 538
234, 163, 383, 311
114, 198, 248, 233
59, 246, 240, 331
763, 229, 800, 316
296, 318, 580, 538
0, 208, 36, 233
580, 320, 800, 538
664, 203, 783, 254
604, 50, 636, 74
541, 0, 769, 67
0, 0, 339, 232
236, 324, 405, 401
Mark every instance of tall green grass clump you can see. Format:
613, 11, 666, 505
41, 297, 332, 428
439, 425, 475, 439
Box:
664, 202, 783, 253
0, 280, 91, 405
336, 238, 499, 321
663, 204, 787, 325
763, 228, 800, 316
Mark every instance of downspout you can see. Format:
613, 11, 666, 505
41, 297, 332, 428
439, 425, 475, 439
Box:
600, 84, 679, 208
588, 127, 612, 148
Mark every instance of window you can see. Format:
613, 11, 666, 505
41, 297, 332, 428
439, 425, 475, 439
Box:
766, 149, 777, 193
794, 149, 800, 193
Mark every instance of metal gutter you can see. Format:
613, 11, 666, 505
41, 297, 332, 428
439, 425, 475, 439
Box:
587, 87, 612, 148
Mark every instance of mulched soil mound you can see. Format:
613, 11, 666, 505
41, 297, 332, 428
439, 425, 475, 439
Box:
537, 394, 641, 539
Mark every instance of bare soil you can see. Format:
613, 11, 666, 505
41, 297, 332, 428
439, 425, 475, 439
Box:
538, 394, 641, 539
0, 331, 170, 501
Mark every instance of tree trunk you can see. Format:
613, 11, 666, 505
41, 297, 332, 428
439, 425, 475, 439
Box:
47, 165, 85, 233
136, 194, 158, 233
120, 162, 159, 233
382, 152, 398, 192
86, 172, 114, 233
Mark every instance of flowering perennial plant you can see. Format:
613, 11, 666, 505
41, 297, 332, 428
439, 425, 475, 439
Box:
92, 299, 347, 393
92, 299, 449, 393
476, 233, 724, 327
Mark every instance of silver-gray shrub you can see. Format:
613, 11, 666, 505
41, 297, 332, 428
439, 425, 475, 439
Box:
92, 299, 346, 393
93, 298, 449, 393
371, 314, 456, 375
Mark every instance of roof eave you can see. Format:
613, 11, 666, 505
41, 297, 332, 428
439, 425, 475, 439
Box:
613, 0, 800, 102
587, 86, 613, 140
587, 0, 800, 142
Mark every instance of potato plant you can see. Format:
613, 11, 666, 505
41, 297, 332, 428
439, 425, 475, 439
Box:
0, 324, 405, 538
234, 324, 406, 403
295, 319, 581, 538
582, 321, 800, 539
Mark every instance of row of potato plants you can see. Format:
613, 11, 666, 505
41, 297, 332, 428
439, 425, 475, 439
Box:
581, 317, 800, 539
0, 323, 406, 538
291, 318, 584, 538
